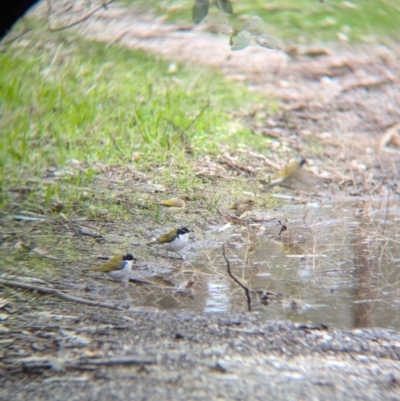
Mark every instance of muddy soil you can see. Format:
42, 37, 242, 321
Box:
2, 2, 400, 400
2, 305, 400, 401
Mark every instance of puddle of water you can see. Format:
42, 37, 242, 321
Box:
129, 200, 400, 330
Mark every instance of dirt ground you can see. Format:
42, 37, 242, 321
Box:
3, 308, 400, 401
48, 0, 400, 196
2, 2, 400, 400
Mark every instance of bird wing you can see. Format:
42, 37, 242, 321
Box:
275, 168, 287, 180
158, 231, 178, 243
262, 163, 296, 189
280, 161, 300, 180
283, 168, 316, 189
91, 259, 124, 272
160, 200, 177, 206
160, 198, 184, 207
265, 161, 315, 190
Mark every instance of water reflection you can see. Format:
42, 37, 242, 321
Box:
138, 200, 400, 330
352, 207, 377, 328
204, 279, 230, 313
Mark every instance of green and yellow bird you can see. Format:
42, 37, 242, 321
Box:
90, 253, 136, 284
263, 158, 313, 190
147, 226, 191, 259
228, 198, 257, 216
157, 195, 190, 216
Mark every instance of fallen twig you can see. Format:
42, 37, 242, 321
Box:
342, 77, 395, 93
219, 207, 252, 227
17, 356, 157, 372
47, 0, 116, 32
0, 274, 47, 285
277, 219, 287, 236
222, 244, 252, 312
0, 279, 123, 310
247, 151, 281, 170
169, 101, 211, 149
108, 132, 128, 159
218, 157, 256, 176
180, 101, 211, 138
81, 356, 157, 366
9, 215, 48, 222
2, 27, 32, 44
74, 227, 103, 238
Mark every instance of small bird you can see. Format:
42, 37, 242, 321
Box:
90, 253, 136, 284
263, 158, 311, 190
157, 195, 190, 216
147, 226, 191, 259
228, 198, 257, 216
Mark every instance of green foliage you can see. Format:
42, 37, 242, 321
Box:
124, 0, 400, 43
0, 23, 265, 214
193, 0, 210, 24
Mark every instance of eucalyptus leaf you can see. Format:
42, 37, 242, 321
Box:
193, 0, 209, 24
230, 29, 252, 51
215, 0, 233, 14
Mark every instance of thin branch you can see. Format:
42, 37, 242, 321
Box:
108, 132, 128, 159
169, 101, 211, 148
218, 157, 256, 176
277, 219, 287, 236
2, 28, 32, 45
77, 356, 156, 366
0, 279, 123, 310
47, 0, 116, 32
222, 244, 252, 312
181, 101, 211, 138
18, 356, 157, 371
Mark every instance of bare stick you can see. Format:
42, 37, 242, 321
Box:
108, 132, 127, 159
170, 101, 211, 148
182, 101, 211, 136
278, 219, 287, 236
222, 244, 251, 312
18, 356, 157, 371
2, 28, 32, 44
0, 279, 123, 310
82, 357, 156, 366
47, 0, 116, 32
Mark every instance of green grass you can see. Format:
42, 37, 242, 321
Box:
0, 21, 268, 215
124, 0, 400, 43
